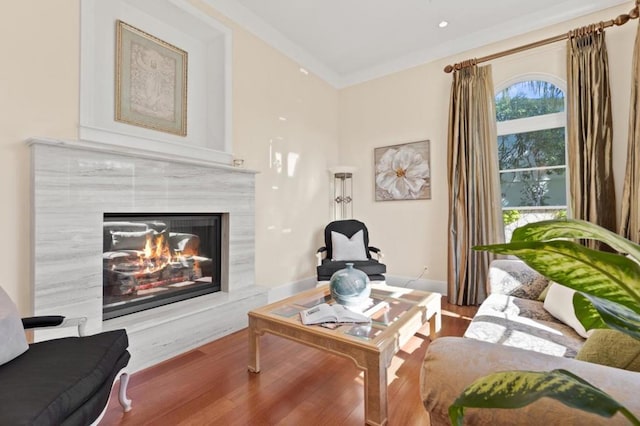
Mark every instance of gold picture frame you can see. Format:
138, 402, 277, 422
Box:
115, 20, 188, 136
374, 140, 431, 201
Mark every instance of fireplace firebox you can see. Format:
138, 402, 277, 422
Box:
103, 213, 222, 319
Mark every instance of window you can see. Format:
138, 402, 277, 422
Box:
495, 78, 568, 240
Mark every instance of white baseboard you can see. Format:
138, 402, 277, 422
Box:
267, 275, 447, 303
267, 277, 317, 303
383, 275, 447, 295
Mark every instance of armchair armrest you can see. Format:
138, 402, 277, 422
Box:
368, 246, 384, 261
488, 259, 549, 300
316, 247, 327, 266
21, 316, 65, 329
21, 316, 88, 336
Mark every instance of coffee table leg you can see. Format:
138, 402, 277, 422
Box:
364, 355, 388, 426
248, 316, 260, 373
429, 305, 442, 340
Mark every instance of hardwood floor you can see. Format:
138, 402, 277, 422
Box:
102, 297, 477, 426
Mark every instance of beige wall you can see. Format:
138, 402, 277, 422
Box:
2, 1, 339, 312
1, 1, 80, 312
339, 3, 635, 284
2, 2, 635, 311
192, 1, 340, 288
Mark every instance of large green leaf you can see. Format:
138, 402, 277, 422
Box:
510, 219, 640, 261
449, 369, 640, 426
572, 292, 607, 333
580, 294, 640, 340
475, 240, 640, 311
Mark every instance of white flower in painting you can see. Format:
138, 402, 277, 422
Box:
376, 147, 430, 199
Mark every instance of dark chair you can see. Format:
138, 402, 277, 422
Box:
316, 219, 386, 282
0, 310, 132, 425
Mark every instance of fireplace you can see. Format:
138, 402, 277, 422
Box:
31, 139, 264, 372
103, 213, 222, 319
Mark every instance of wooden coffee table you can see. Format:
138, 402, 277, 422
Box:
247, 283, 441, 426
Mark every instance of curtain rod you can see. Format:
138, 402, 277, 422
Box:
443, 2, 640, 73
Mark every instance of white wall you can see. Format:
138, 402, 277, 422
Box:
339, 3, 635, 285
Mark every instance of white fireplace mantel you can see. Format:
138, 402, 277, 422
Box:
27, 137, 254, 173
28, 137, 266, 372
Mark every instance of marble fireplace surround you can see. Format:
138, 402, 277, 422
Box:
29, 137, 268, 372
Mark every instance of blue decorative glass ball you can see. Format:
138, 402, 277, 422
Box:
330, 263, 371, 306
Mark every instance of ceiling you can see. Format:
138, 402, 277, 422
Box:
203, 0, 630, 87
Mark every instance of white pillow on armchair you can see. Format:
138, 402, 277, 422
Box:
0, 286, 28, 366
331, 230, 368, 261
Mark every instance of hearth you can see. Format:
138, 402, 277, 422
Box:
103, 213, 222, 319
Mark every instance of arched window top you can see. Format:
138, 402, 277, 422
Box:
494, 75, 568, 241
496, 80, 565, 122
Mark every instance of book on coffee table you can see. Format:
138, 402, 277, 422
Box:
300, 303, 371, 325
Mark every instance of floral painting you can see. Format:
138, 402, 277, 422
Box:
374, 140, 431, 201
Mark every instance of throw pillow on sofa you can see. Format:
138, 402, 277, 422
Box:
576, 328, 640, 372
543, 282, 590, 338
0, 286, 28, 366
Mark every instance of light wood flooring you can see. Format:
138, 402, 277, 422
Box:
102, 297, 477, 426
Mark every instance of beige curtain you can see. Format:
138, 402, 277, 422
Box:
447, 65, 504, 306
620, 22, 640, 244
566, 28, 617, 247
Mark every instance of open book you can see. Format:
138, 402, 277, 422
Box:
300, 303, 371, 325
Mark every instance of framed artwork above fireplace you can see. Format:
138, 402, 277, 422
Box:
115, 20, 188, 137
80, 0, 232, 164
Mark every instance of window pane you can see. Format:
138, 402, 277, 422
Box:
496, 80, 564, 121
503, 208, 567, 241
498, 127, 565, 170
500, 169, 567, 208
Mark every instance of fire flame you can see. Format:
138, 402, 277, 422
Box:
138, 234, 187, 273
144, 236, 153, 258
154, 236, 165, 259
110, 232, 204, 287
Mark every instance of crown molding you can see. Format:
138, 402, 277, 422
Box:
203, 0, 630, 89
202, 0, 343, 87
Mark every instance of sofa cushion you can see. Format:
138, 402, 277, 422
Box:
0, 286, 28, 366
317, 259, 386, 281
488, 259, 549, 300
576, 328, 640, 372
0, 329, 129, 425
464, 293, 585, 357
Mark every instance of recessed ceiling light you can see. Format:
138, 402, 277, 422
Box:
438, 20, 448, 28
299, 67, 309, 75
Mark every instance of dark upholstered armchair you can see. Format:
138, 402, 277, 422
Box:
316, 219, 386, 282
0, 286, 131, 425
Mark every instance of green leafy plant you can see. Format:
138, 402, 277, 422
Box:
502, 209, 520, 226
554, 209, 567, 220
449, 219, 640, 425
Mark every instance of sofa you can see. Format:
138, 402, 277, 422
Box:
420, 259, 640, 425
